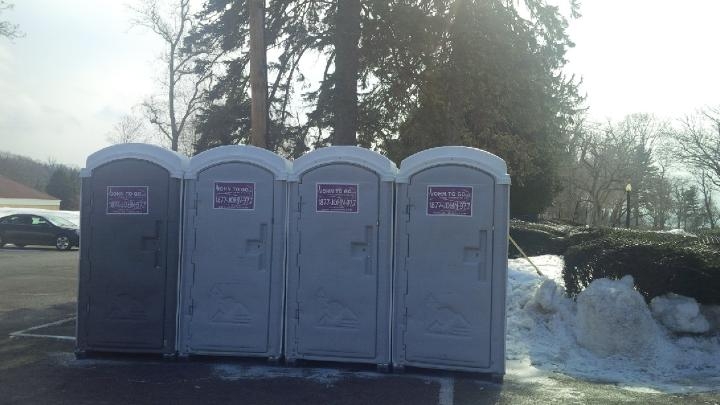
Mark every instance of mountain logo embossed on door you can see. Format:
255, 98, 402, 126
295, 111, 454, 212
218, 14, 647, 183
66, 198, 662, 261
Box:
209, 284, 252, 324
107, 293, 148, 321
315, 288, 360, 329
424, 294, 472, 337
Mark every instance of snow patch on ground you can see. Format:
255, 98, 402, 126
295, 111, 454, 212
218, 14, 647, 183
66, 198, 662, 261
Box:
507, 255, 720, 394
654, 229, 697, 237
213, 362, 456, 402
214, 364, 352, 385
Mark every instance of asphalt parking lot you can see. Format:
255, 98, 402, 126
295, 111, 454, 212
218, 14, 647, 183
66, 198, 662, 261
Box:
1, 246, 719, 404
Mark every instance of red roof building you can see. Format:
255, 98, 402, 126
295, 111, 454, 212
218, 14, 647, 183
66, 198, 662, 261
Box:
0, 175, 61, 210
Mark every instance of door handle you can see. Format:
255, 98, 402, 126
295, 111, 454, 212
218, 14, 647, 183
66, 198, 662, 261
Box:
256, 222, 268, 271
154, 249, 160, 269
351, 225, 374, 275
142, 220, 162, 269
364, 225, 374, 275
142, 220, 161, 242
241, 223, 268, 271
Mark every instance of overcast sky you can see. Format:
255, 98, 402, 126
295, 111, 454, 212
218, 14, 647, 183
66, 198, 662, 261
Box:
1, 0, 719, 167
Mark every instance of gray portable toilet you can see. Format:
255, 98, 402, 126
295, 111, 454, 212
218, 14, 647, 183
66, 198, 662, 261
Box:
392, 146, 510, 378
285, 146, 397, 369
178, 145, 290, 360
76, 144, 188, 356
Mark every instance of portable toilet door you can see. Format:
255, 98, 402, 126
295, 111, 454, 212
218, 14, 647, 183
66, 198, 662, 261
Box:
285, 146, 397, 368
76, 144, 187, 356
393, 146, 510, 377
178, 145, 290, 359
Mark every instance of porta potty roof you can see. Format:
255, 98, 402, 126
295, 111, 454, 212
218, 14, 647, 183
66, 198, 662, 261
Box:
186, 145, 292, 180
80, 143, 189, 179
290, 146, 398, 181
396, 146, 510, 185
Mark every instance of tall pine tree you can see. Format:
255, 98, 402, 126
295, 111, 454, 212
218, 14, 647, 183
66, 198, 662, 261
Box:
187, 0, 583, 216
46, 167, 80, 210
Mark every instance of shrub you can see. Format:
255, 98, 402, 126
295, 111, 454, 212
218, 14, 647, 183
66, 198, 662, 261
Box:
509, 220, 570, 258
563, 229, 720, 305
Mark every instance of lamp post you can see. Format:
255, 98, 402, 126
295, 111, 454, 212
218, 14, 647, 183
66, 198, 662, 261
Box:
625, 183, 632, 228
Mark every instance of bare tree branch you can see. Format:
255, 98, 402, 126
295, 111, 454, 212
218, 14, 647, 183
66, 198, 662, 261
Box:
106, 112, 147, 144
0, 0, 23, 40
131, 0, 225, 151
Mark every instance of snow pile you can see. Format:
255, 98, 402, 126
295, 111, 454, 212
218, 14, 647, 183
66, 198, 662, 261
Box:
650, 293, 710, 334
529, 279, 566, 314
575, 276, 661, 357
507, 255, 720, 393
506, 256, 577, 372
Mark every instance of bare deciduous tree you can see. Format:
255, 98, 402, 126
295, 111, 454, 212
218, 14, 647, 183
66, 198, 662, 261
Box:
131, 0, 222, 152
696, 170, 717, 229
552, 114, 670, 227
672, 107, 720, 188
0, 1, 22, 40
106, 113, 147, 145
642, 163, 673, 229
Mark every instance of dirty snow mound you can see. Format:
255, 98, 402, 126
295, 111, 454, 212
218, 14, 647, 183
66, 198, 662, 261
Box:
575, 276, 660, 357
529, 279, 566, 314
507, 257, 720, 393
651, 293, 710, 334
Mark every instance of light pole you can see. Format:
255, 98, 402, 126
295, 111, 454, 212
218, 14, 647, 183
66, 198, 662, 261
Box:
625, 183, 632, 228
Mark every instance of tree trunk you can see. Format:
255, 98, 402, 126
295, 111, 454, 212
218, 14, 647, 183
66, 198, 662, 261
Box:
572, 200, 580, 223
700, 172, 716, 229
704, 198, 715, 229
169, 43, 179, 151
333, 0, 361, 145
248, 0, 268, 148
592, 202, 602, 226
609, 202, 621, 227
634, 202, 640, 227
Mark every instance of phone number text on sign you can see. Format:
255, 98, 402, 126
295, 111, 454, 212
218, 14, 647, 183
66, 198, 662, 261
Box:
427, 186, 473, 216
214, 182, 255, 210
316, 183, 358, 213
107, 186, 149, 214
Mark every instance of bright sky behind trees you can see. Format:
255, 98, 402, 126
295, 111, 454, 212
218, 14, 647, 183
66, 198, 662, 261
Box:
0, 0, 719, 166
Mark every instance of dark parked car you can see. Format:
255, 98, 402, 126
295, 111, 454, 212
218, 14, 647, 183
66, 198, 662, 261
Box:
0, 213, 79, 250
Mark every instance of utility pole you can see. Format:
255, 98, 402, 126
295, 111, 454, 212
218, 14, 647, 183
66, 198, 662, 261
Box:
248, 0, 268, 148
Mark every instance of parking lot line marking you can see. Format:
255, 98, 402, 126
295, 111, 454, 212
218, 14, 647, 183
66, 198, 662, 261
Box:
8, 316, 76, 342
9, 332, 75, 341
437, 377, 455, 405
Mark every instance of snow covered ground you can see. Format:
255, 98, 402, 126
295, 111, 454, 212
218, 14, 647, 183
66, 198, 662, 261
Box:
0, 208, 79, 226
655, 228, 698, 237
507, 255, 720, 394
